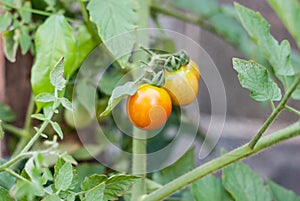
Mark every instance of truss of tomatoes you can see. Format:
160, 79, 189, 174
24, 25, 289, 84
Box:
99, 50, 200, 131
127, 56, 200, 131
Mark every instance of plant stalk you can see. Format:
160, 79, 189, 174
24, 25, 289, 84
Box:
131, 127, 147, 201
24, 94, 35, 133
20, 118, 51, 155
2, 123, 24, 138
131, 0, 150, 200
12, 95, 35, 157
248, 77, 300, 148
150, 3, 214, 33
143, 121, 300, 201
0, 152, 32, 171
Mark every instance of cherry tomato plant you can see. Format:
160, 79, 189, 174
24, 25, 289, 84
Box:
0, 0, 300, 201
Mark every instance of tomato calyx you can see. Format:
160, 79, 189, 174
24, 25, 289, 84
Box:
139, 48, 191, 87
164, 50, 190, 72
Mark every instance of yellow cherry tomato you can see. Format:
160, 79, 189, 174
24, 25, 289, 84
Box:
164, 67, 199, 106
184, 60, 200, 80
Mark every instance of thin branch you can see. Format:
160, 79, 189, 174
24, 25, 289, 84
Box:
248, 77, 300, 149
143, 121, 300, 201
285, 105, 300, 116
269, 100, 275, 111
2, 123, 25, 138
150, 3, 215, 33
0, 2, 80, 23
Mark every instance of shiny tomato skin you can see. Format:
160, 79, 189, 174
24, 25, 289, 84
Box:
126, 84, 172, 130
164, 67, 198, 106
184, 60, 200, 80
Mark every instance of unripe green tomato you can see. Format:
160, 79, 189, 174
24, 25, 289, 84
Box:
64, 103, 92, 129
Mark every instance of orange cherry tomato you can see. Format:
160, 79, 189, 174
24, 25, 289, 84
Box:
164, 66, 199, 106
126, 84, 172, 130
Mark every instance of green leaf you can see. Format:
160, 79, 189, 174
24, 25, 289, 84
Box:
0, 160, 16, 189
69, 168, 79, 191
54, 158, 64, 179
99, 67, 126, 95
268, 0, 300, 49
50, 57, 66, 91
60, 98, 73, 111
192, 175, 233, 201
209, 9, 264, 62
14, 181, 45, 201
153, 148, 194, 185
172, 0, 218, 17
53, 159, 78, 193
223, 162, 272, 201
24, 157, 42, 184
50, 121, 64, 139
235, 3, 294, 76
76, 163, 105, 185
66, 194, 75, 201
2, 29, 19, 62
19, 27, 32, 55
41, 168, 53, 185
31, 14, 76, 109
171, 2, 266, 65
44, 0, 56, 12
104, 175, 140, 200
81, 174, 106, 200
0, 186, 13, 201
55, 162, 73, 191
31, 113, 46, 121
100, 81, 138, 116
75, 24, 99, 69
62, 155, 77, 165
20, 1, 32, 23
0, 102, 16, 122
35, 93, 55, 103
267, 179, 300, 201
41, 194, 61, 201
11, 170, 45, 201
81, 175, 107, 191
85, 182, 105, 201
87, 0, 138, 66
0, 12, 12, 33
233, 58, 282, 101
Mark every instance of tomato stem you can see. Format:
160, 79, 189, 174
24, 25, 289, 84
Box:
11, 94, 35, 157
131, 0, 151, 200
143, 122, 300, 201
131, 128, 147, 200
284, 105, 300, 116
248, 76, 300, 149
140, 46, 155, 56
1, 123, 25, 138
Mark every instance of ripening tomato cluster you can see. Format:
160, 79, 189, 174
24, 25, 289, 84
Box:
126, 60, 200, 130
